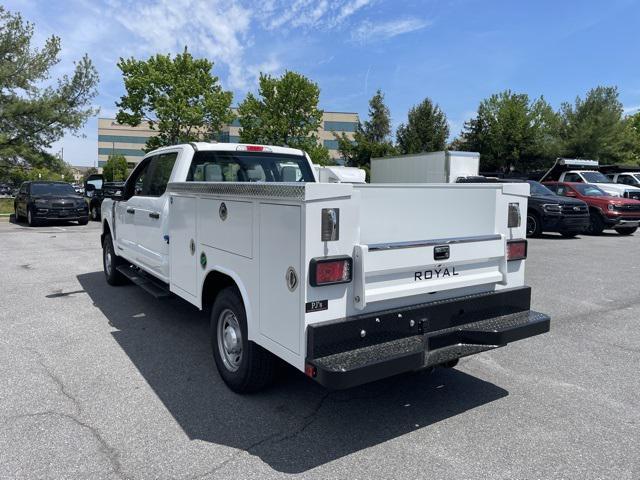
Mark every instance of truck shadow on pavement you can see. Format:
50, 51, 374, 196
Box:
78, 271, 508, 474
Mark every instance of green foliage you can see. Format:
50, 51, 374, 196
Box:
396, 98, 449, 154
238, 71, 327, 162
335, 90, 396, 169
559, 86, 629, 162
102, 154, 128, 182
622, 111, 640, 164
116, 48, 234, 151
82, 167, 98, 181
458, 90, 560, 172
0, 6, 98, 165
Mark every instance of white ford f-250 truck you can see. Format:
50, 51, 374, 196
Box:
100, 142, 550, 393
540, 158, 640, 200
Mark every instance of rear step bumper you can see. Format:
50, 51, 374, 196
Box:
306, 287, 550, 389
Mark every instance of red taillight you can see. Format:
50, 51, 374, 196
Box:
235, 144, 272, 152
305, 364, 317, 378
246, 145, 264, 152
507, 239, 527, 261
310, 256, 353, 286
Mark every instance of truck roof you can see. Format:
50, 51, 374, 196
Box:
149, 142, 306, 157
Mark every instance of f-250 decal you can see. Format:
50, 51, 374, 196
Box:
414, 267, 459, 281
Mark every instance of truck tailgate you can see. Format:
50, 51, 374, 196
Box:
352, 184, 513, 310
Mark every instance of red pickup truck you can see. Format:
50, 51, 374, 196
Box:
544, 182, 640, 235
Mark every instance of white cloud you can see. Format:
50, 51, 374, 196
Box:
260, 0, 375, 30
104, 0, 256, 89
623, 105, 640, 115
352, 17, 431, 43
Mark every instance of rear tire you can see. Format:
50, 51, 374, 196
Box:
78, 218, 89, 226
91, 206, 99, 221
210, 287, 276, 393
560, 231, 578, 238
587, 212, 605, 235
102, 233, 127, 285
14, 205, 21, 222
526, 212, 542, 237
614, 227, 637, 235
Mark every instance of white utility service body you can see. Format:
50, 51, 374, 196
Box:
101, 142, 549, 391
371, 151, 480, 184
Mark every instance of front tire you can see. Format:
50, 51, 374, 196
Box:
27, 208, 40, 227
102, 233, 127, 285
14, 205, 21, 222
614, 226, 637, 235
587, 212, 605, 235
210, 287, 276, 393
526, 212, 542, 237
91, 206, 99, 221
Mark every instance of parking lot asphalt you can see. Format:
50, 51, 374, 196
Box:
0, 220, 638, 480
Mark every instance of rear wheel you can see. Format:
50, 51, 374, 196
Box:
211, 287, 276, 393
102, 233, 127, 285
14, 205, 21, 222
91, 206, 99, 221
614, 226, 637, 235
526, 212, 542, 237
78, 218, 89, 226
586, 212, 605, 235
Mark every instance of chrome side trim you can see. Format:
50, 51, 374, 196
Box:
367, 234, 502, 252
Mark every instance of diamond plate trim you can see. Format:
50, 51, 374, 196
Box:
167, 182, 306, 200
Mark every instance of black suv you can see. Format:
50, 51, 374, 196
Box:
14, 181, 89, 226
523, 180, 590, 237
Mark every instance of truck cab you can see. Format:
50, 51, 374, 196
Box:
101, 142, 549, 393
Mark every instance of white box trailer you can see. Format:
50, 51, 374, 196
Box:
371, 151, 480, 184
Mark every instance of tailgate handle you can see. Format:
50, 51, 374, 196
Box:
433, 245, 450, 260
126, 208, 135, 215
149, 212, 160, 219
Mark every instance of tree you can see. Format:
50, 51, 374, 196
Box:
622, 111, 640, 164
458, 90, 561, 172
238, 71, 329, 164
0, 6, 99, 165
335, 90, 396, 171
116, 48, 234, 152
82, 167, 98, 181
396, 98, 449, 154
559, 86, 630, 162
102, 154, 128, 181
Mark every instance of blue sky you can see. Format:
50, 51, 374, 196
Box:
6, 0, 640, 166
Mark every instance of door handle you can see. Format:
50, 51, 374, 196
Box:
149, 212, 160, 219
126, 208, 135, 214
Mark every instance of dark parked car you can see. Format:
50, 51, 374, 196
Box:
14, 181, 89, 226
524, 180, 590, 237
84, 179, 124, 221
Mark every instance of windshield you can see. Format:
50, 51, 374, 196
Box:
574, 184, 608, 197
527, 180, 555, 196
581, 171, 610, 183
31, 183, 78, 196
187, 150, 315, 183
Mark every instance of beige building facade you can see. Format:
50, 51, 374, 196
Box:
97, 110, 358, 167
